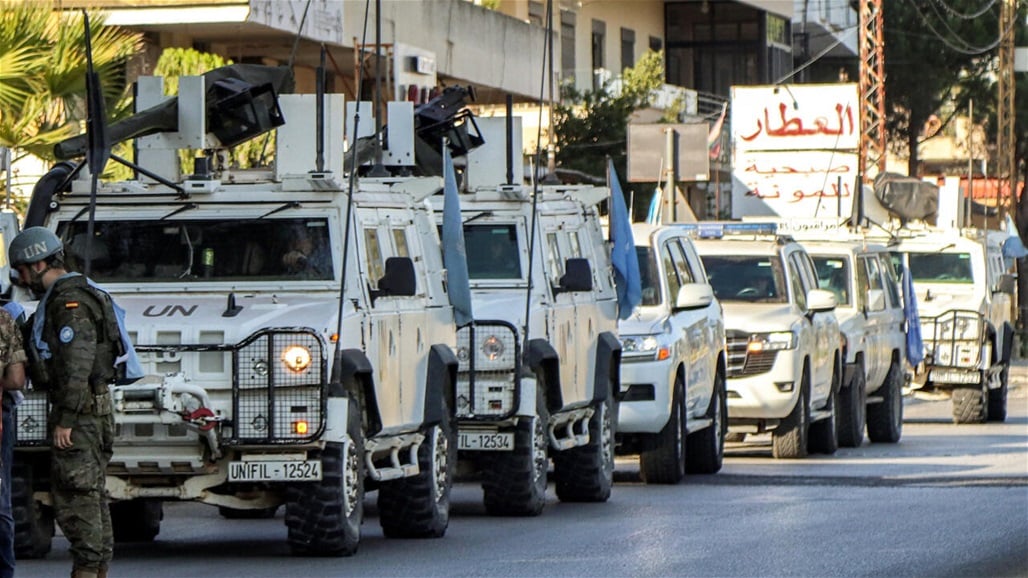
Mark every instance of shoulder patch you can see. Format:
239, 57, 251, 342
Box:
65, 301, 79, 309
59, 326, 75, 343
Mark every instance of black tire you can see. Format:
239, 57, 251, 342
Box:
867, 359, 903, 443
482, 382, 549, 516
772, 370, 809, 459
686, 369, 726, 474
219, 505, 280, 519
808, 385, 839, 455
952, 382, 988, 424
378, 401, 455, 538
11, 462, 53, 559
553, 378, 615, 503
986, 365, 1008, 422
111, 499, 162, 543
640, 373, 687, 484
285, 396, 364, 556
836, 362, 866, 448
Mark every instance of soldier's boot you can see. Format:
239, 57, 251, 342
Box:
71, 567, 99, 578
97, 564, 109, 578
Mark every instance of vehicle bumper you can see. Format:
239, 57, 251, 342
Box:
617, 357, 675, 435
725, 350, 801, 420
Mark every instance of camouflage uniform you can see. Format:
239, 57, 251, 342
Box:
0, 308, 27, 578
38, 275, 116, 575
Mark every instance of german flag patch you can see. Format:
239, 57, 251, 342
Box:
65, 302, 79, 309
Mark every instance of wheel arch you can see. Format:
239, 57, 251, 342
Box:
525, 338, 564, 413
332, 348, 382, 436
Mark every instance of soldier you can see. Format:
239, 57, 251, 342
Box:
9, 227, 116, 578
0, 301, 27, 578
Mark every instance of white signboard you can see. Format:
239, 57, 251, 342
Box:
731, 83, 860, 219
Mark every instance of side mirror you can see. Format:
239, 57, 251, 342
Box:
555, 258, 593, 294
370, 256, 417, 305
807, 288, 837, 313
866, 288, 886, 312
994, 273, 1016, 295
674, 283, 714, 311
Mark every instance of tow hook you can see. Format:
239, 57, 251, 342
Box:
181, 407, 223, 431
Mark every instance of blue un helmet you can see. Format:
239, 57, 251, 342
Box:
9, 226, 63, 267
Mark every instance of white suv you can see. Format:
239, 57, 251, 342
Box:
616, 224, 727, 483
690, 223, 842, 459
802, 241, 907, 446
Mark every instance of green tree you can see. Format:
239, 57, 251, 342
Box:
883, 0, 1000, 175
553, 50, 665, 183
0, 1, 141, 163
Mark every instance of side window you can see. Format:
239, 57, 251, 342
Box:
545, 231, 563, 287
864, 256, 884, 294
678, 239, 707, 283
392, 228, 410, 258
668, 240, 695, 284
787, 253, 808, 310
661, 243, 683, 302
364, 228, 384, 288
568, 231, 583, 258
879, 255, 902, 309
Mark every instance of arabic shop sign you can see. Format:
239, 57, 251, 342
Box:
730, 83, 860, 219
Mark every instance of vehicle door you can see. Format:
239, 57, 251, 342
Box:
986, 249, 1013, 332
665, 237, 714, 419
360, 210, 422, 429
791, 250, 834, 408
540, 216, 587, 408
875, 252, 906, 375
857, 254, 887, 386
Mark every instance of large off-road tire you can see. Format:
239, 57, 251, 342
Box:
836, 362, 866, 448
772, 370, 809, 459
986, 365, 1008, 422
481, 384, 549, 516
219, 505, 280, 519
553, 378, 615, 503
867, 359, 903, 443
285, 397, 364, 556
640, 373, 687, 484
111, 499, 163, 543
951, 382, 988, 424
808, 384, 838, 455
11, 462, 54, 559
686, 370, 726, 475
378, 401, 455, 538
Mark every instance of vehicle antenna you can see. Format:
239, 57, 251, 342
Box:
81, 10, 111, 277
521, 0, 556, 356
331, 0, 375, 381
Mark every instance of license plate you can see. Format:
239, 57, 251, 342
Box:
930, 369, 980, 385
458, 431, 515, 451
228, 460, 322, 482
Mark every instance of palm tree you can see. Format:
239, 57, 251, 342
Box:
0, 1, 142, 164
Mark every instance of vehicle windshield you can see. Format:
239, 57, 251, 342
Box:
464, 223, 522, 280
906, 252, 973, 284
637, 246, 662, 307
701, 255, 788, 304
813, 256, 851, 306
57, 218, 334, 282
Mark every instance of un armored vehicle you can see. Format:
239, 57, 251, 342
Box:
429, 183, 621, 515
882, 225, 1014, 424
616, 223, 727, 483
13, 66, 468, 557
689, 223, 842, 459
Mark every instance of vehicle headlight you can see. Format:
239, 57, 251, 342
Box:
748, 331, 797, 352
482, 335, 505, 361
281, 345, 313, 373
621, 335, 671, 360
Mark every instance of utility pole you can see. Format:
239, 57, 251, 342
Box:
858, 0, 886, 181
997, 0, 1016, 222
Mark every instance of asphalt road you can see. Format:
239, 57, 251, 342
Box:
14, 361, 1028, 578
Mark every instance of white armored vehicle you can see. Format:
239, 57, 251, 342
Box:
881, 225, 1014, 423
429, 181, 621, 515
13, 65, 469, 557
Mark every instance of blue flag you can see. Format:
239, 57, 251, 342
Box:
441, 147, 474, 328
608, 159, 641, 320
902, 266, 924, 366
